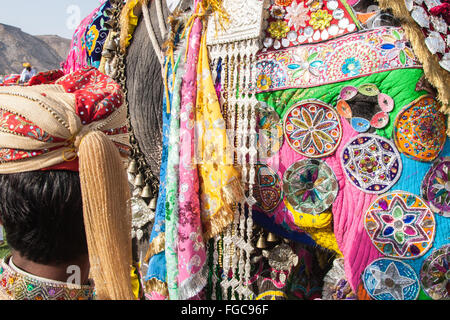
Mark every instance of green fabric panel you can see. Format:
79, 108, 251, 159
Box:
256, 68, 427, 139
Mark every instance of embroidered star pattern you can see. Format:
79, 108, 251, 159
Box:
370, 262, 415, 300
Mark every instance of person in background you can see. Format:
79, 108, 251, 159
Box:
19, 63, 36, 84
0, 67, 136, 300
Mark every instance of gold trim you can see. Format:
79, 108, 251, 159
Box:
144, 277, 169, 298
144, 232, 165, 263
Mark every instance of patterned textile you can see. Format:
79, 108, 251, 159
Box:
422, 157, 450, 217
283, 100, 342, 158
0, 66, 128, 172
362, 257, 420, 300
85, 1, 112, 69
0, 256, 94, 300
283, 159, 338, 215
420, 244, 449, 300
341, 134, 402, 194
177, 17, 207, 300
63, 1, 107, 74
393, 95, 447, 162
365, 191, 436, 259
255, 27, 421, 92
165, 50, 184, 299
262, 0, 359, 51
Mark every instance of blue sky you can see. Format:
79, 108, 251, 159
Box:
0, 0, 104, 39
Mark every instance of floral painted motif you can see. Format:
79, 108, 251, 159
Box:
365, 192, 436, 259
256, 28, 421, 92
380, 30, 416, 66
393, 95, 446, 162
283, 159, 338, 215
341, 57, 361, 77
422, 157, 450, 217
362, 258, 420, 300
341, 134, 402, 194
283, 100, 342, 158
420, 244, 450, 300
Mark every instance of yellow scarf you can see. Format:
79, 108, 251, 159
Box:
196, 30, 243, 240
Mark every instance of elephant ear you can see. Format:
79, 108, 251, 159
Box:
125, 0, 170, 178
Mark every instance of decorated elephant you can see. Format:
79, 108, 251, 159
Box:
63, 0, 450, 301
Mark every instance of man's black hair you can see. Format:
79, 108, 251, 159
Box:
0, 170, 88, 264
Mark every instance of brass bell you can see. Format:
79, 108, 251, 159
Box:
140, 184, 152, 198
256, 233, 267, 249
133, 173, 145, 187
127, 160, 137, 174
104, 39, 117, 51
149, 198, 157, 210
266, 232, 278, 243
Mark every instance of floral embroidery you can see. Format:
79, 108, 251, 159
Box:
284, 100, 342, 158
285, 1, 310, 30
341, 57, 361, 77
275, 0, 293, 6
380, 31, 416, 65
310, 9, 333, 30
256, 28, 421, 92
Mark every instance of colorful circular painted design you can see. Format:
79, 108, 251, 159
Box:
253, 164, 283, 213
283, 100, 342, 158
283, 159, 338, 215
365, 191, 436, 259
421, 157, 450, 217
258, 107, 284, 159
362, 258, 420, 300
393, 95, 446, 162
420, 245, 450, 300
341, 134, 402, 194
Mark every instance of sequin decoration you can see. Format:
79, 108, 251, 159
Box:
420, 244, 450, 300
253, 164, 284, 213
341, 134, 402, 194
393, 95, 446, 162
365, 191, 436, 259
336, 84, 394, 133
283, 100, 342, 158
283, 159, 338, 215
262, 0, 357, 51
405, 1, 450, 71
422, 157, 450, 217
256, 27, 421, 92
258, 105, 284, 159
362, 258, 420, 300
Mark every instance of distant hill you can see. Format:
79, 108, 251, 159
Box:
0, 23, 71, 76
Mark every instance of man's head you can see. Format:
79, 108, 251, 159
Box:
0, 170, 88, 265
